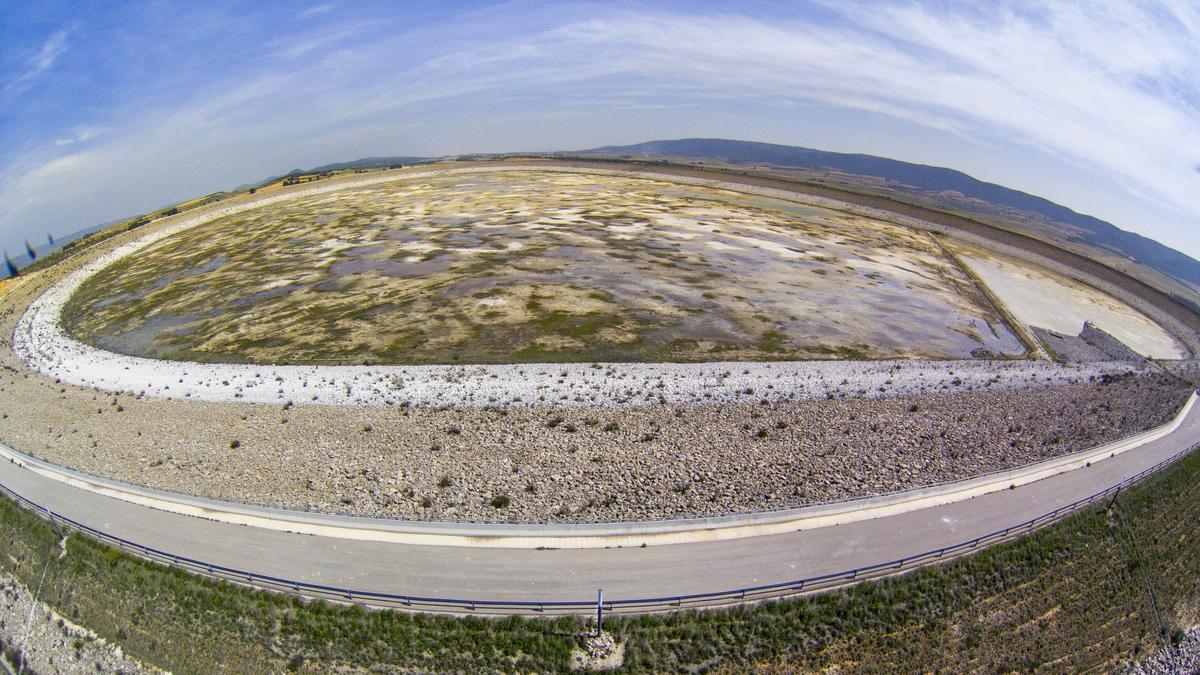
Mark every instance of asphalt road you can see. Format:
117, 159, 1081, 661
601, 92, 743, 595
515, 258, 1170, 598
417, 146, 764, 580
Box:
1, 398, 1198, 611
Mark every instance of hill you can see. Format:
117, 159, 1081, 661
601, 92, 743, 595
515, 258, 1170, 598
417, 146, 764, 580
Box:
307, 155, 429, 173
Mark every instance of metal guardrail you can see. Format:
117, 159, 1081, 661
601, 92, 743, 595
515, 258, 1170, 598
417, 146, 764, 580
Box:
1, 438, 1196, 616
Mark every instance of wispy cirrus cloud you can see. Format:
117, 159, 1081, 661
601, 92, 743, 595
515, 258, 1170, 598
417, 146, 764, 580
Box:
526, 3, 1200, 220
299, 3, 335, 19
2, 28, 71, 102
53, 124, 107, 147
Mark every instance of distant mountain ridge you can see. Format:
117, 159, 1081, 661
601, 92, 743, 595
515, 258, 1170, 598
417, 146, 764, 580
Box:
306, 156, 428, 174
580, 139, 1200, 295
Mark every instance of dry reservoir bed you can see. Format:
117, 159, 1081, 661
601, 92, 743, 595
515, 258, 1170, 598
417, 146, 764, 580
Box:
61, 169, 1023, 364
19, 165, 1185, 410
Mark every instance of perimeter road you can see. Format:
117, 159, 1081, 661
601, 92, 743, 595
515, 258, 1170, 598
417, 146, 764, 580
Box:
1, 394, 1198, 611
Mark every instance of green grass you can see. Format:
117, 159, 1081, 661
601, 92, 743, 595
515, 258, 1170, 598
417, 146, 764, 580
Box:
1, 445, 1199, 672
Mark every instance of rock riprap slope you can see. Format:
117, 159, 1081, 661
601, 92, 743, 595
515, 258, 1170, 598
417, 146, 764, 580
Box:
0, 365, 1187, 522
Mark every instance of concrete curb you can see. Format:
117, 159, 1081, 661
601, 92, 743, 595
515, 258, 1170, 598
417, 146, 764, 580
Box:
1, 392, 1194, 549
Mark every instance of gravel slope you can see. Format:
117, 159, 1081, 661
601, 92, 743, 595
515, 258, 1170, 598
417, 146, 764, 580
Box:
0, 568, 161, 674
0, 365, 1189, 523
1124, 627, 1200, 674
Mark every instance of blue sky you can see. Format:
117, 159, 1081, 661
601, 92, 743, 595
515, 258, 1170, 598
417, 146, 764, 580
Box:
1, 0, 1198, 260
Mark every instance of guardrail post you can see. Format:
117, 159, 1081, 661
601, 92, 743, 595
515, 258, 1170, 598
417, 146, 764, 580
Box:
596, 589, 604, 637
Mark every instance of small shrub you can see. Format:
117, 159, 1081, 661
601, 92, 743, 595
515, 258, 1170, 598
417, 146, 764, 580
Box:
491, 494, 511, 509
229, 439, 241, 449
